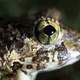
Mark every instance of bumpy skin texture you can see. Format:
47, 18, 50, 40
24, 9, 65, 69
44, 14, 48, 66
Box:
0, 17, 80, 80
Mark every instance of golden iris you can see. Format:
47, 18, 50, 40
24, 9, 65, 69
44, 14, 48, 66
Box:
34, 17, 60, 44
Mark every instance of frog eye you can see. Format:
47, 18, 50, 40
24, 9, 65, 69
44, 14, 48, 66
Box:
34, 17, 60, 44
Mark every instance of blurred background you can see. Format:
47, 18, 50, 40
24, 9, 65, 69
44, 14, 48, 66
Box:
0, 0, 80, 30
0, 0, 80, 80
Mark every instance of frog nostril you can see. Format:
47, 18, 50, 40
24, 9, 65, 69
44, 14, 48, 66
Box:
43, 25, 56, 36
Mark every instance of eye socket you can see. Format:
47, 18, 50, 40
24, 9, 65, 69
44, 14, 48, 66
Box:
34, 17, 60, 44
43, 25, 56, 36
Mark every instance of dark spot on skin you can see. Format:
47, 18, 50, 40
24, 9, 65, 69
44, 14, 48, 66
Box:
36, 48, 48, 57
37, 64, 41, 70
32, 56, 38, 62
61, 42, 65, 46
55, 42, 66, 51
12, 62, 22, 72
19, 57, 25, 62
44, 56, 49, 62
37, 63, 45, 70
26, 64, 33, 69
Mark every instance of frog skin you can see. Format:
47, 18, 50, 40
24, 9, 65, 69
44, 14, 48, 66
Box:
0, 16, 80, 80
16, 17, 80, 80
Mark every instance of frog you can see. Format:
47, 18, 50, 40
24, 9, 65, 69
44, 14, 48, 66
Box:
0, 11, 80, 80
16, 16, 80, 80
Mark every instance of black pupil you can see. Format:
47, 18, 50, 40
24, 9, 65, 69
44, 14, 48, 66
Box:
43, 25, 56, 36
